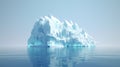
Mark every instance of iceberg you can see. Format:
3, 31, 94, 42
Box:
28, 16, 95, 47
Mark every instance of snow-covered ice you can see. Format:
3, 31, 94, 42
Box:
28, 16, 95, 47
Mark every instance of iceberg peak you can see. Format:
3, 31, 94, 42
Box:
28, 16, 95, 47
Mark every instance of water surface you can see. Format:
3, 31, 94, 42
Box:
0, 45, 120, 67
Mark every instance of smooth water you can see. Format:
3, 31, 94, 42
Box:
0, 45, 120, 67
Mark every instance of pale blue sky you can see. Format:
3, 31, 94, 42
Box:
0, 0, 120, 46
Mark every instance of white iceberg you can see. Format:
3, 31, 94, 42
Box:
28, 16, 95, 47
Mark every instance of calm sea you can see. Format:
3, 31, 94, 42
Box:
0, 45, 120, 67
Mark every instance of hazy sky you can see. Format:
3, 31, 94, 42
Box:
0, 0, 120, 46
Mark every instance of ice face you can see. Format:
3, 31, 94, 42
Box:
28, 16, 95, 47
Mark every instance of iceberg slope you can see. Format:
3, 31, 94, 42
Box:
28, 16, 95, 47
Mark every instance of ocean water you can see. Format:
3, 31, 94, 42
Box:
0, 45, 120, 67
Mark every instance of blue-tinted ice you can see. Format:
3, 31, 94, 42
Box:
28, 16, 95, 47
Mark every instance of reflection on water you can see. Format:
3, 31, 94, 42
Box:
28, 47, 94, 67
0, 45, 120, 67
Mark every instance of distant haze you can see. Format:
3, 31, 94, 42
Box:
0, 0, 120, 46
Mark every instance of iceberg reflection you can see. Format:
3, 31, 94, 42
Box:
28, 46, 94, 67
